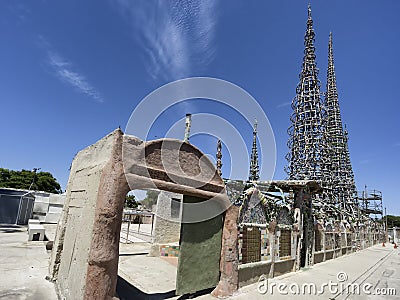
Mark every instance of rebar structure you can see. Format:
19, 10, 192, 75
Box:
343, 127, 358, 210
324, 33, 356, 210
184, 113, 192, 143
216, 139, 223, 177
285, 5, 383, 234
249, 119, 260, 181
285, 5, 332, 200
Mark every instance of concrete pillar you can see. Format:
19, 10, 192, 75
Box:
212, 205, 240, 297
50, 129, 129, 300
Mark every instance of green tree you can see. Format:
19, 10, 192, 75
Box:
141, 190, 160, 209
0, 168, 62, 194
125, 194, 138, 209
384, 215, 400, 228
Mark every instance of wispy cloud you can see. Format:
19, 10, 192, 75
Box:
394, 142, 400, 147
9, 3, 31, 24
38, 36, 103, 102
359, 159, 370, 165
276, 101, 292, 109
114, 0, 218, 81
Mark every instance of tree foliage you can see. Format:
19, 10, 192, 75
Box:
141, 190, 160, 209
125, 194, 138, 209
0, 168, 62, 194
385, 215, 400, 228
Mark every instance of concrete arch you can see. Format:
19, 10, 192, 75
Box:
49, 129, 238, 299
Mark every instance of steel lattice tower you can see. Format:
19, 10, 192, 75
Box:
343, 127, 357, 209
286, 5, 331, 194
249, 120, 260, 181
324, 32, 346, 207
324, 33, 357, 209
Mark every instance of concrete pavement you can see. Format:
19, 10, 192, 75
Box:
1, 223, 398, 300
0, 224, 57, 300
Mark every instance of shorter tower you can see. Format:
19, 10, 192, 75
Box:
343, 127, 357, 208
249, 119, 260, 181
184, 113, 192, 143
216, 139, 223, 177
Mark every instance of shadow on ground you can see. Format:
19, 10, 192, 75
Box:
0, 224, 23, 228
119, 252, 149, 257
0, 228, 23, 233
116, 276, 214, 300
0, 224, 24, 234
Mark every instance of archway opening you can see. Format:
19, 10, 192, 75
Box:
116, 188, 185, 298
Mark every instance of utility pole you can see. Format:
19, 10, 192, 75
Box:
385, 207, 388, 243
29, 168, 41, 190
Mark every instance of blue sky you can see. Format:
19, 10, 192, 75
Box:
1, 1, 399, 214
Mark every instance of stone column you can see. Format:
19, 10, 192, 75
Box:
84, 131, 130, 299
211, 205, 240, 297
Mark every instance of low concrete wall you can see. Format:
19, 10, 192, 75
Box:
314, 252, 324, 264
239, 261, 271, 288
274, 259, 295, 277
237, 258, 294, 287
325, 250, 334, 260
32, 192, 65, 224
45, 194, 65, 223
334, 249, 342, 257
32, 193, 50, 222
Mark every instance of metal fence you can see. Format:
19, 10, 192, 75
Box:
0, 191, 34, 224
120, 211, 155, 243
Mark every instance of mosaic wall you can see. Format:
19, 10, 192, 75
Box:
159, 245, 180, 257
346, 233, 352, 247
341, 233, 347, 248
239, 193, 267, 224
279, 229, 291, 258
240, 226, 261, 263
325, 233, 334, 250
314, 230, 323, 252
334, 233, 341, 249
277, 208, 292, 226
238, 226, 271, 264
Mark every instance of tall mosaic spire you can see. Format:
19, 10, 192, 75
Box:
249, 119, 259, 181
324, 32, 351, 208
286, 5, 329, 186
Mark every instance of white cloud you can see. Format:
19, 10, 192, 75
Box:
114, 0, 218, 81
9, 3, 31, 24
276, 101, 292, 108
38, 36, 103, 102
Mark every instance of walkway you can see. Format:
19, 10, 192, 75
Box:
228, 244, 399, 299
